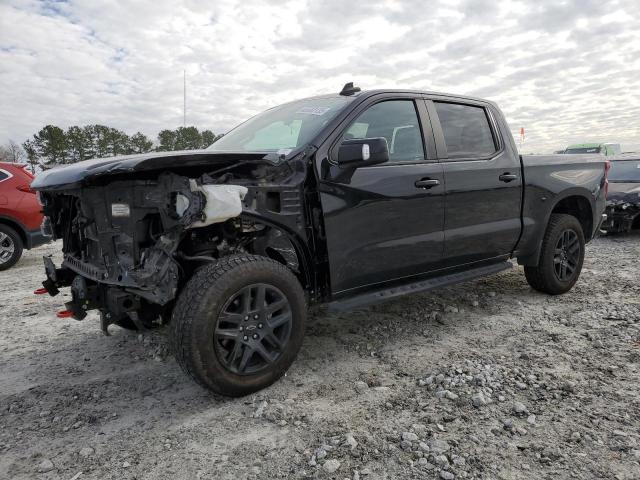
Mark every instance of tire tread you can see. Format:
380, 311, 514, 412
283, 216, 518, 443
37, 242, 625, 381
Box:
0, 224, 24, 271
524, 213, 584, 295
170, 254, 306, 395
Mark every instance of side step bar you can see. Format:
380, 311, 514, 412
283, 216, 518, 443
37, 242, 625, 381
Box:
327, 261, 513, 313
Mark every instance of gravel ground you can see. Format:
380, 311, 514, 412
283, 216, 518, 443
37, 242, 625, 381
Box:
1, 233, 639, 480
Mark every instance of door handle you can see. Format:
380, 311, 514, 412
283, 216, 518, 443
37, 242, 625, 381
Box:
499, 173, 518, 183
415, 178, 440, 189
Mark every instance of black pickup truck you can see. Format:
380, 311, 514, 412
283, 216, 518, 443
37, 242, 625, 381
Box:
32, 84, 609, 396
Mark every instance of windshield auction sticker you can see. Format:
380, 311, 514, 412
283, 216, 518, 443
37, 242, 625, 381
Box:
296, 106, 331, 116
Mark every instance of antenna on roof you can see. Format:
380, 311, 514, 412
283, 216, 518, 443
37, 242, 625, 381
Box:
340, 82, 361, 96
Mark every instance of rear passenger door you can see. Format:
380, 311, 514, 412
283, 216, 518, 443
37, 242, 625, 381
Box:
426, 98, 522, 266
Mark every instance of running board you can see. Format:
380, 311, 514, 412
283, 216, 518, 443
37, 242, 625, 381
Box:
327, 261, 513, 313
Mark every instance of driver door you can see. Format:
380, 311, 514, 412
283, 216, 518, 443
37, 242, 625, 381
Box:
318, 96, 445, 295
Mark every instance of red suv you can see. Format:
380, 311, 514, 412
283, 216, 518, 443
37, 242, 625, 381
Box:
0, 162, 50, 270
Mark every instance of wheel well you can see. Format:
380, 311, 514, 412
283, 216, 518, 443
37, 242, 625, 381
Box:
257, 229, 310, 289
0, 217, 27, 245
264, 246, 286, 264
551, 196, 593, 238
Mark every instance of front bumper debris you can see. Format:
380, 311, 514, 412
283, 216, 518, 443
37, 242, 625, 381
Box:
38, 257, 144, 325
601, 203, 640, 234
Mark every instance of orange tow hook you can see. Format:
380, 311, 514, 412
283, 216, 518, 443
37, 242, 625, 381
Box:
56, 310, 74, 318
34, 288, 48, 295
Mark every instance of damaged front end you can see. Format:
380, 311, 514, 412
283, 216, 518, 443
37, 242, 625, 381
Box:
602, 159, 640, 234
602, 201, 640, 234
36, 158, 314, 333
602, 184, 640, 234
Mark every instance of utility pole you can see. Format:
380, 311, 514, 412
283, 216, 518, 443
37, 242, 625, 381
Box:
183, 69, 186, 127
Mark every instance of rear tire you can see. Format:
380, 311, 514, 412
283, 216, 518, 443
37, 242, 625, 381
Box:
171, 254, 306, 397
524, 214, 585, 295
0, 225, 23, 271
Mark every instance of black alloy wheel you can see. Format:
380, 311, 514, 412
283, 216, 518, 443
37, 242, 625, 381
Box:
214, 283, 292, 375
524, 213, 585, 295
553, 229, 580, 281
171, 254, 306, 397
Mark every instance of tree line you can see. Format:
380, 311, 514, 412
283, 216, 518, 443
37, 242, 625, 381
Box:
0, 125, 223, 172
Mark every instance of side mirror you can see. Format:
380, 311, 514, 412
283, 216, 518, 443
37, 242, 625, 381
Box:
337, 137, 389, 168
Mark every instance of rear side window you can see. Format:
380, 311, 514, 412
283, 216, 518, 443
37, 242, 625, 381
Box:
434, 102, 497, 159
0, 170, 10, 182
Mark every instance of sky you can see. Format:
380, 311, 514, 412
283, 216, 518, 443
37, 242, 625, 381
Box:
1, 0, 639, 153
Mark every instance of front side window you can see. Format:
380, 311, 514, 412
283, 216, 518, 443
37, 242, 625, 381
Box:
342, 100, 425, 163
434, 102, 497, 159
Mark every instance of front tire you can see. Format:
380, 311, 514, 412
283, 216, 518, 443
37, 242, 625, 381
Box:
171, 255, 306, 397
0, 225, 23, 271
524, 214, 585, 295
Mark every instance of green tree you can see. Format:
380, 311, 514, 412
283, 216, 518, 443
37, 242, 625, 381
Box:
90, 125, 116, 158
105, 127, 130, 156
156, 129, 177, 151
79, 125, 130, 158
21, 124, 220, 167
128, 132, 153, 154
22, 140, 39, 173
30, 125, 68, 165
81, 125, 97, 159
200, 129, 222, 148
66, 126, 92, 163
174, 126, 202, 150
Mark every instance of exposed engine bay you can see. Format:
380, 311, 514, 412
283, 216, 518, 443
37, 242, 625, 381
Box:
603, 199, 640, 234
38, 161, 319, 333
602, 183, 640, 234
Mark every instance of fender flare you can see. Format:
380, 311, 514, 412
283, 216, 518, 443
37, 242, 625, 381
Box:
517, 188, 596, 266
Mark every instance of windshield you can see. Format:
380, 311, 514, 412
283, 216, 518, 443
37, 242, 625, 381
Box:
207, 96, 354, 158
609, 160, 640, 182
565, 147, 601, 154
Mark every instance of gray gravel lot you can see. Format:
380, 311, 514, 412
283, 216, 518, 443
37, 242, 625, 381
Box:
1, 234, 639, 480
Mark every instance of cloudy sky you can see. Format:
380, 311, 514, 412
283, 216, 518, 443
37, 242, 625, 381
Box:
1, 0, 639, 153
